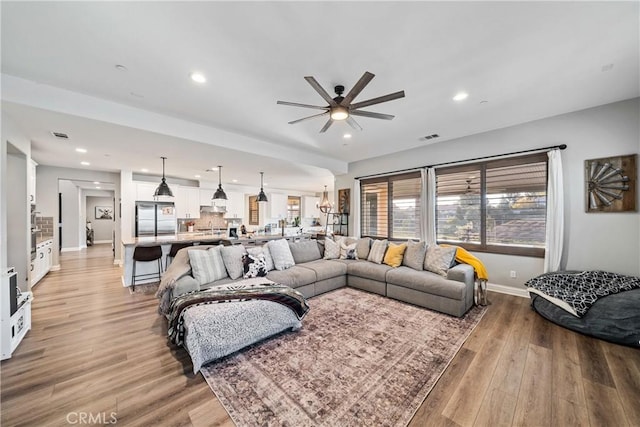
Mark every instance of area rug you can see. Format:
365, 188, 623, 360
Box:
128, 282, 159, 295
201, 288, 486, 426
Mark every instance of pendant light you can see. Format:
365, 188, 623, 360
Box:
212, 165, 228, 201
257, 172, 268, 202
154, 156, 173, 197
319, 185, 331, 213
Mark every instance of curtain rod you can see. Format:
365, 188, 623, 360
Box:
354, 144, 567, 180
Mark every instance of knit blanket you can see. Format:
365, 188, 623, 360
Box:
526, 270, 640, 317
167, 281, 309, 346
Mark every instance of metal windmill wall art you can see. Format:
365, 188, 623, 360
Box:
585, 154, 637, 212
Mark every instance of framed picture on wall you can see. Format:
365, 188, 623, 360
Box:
95, 206, 114, 220
338, 188, 350, 214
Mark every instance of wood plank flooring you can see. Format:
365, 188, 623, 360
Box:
2, 244, 638, 426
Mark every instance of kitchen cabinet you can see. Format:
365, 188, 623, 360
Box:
31, 239, 52, 286
135, 182, 161, 202
225, 191, 245, 219
175, 187, 200, 219
303, 196, 320, 218
28, 159, 37, 205
267, 193, 288, 220
199, 188, 215, 207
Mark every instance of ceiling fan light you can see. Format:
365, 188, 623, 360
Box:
330, 106, 349, 121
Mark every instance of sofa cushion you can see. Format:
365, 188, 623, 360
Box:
383, 242, 407, 267
266, 265, 316, 288
402, 240, 427, 270
386, 266, 466, 300
289, 240, 322, 264
246, 246, 274, 271
221, 244, 247, 280
188, 246, 228, 285
298, 259, 347, 281
348, 261, 392, 282
356, 237, 372, 260
424, 245, 457, 276
367, 239, 388, 264
171, 275, 200, 298
268, 238, 295, 271
323, 238, 340, 260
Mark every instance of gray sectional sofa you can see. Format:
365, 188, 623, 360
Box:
172, 238, 476, 318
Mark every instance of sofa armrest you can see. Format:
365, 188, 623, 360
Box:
447, 263, 475, 287
172, 275, 200, 298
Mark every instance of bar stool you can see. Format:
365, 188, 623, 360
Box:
165, 242, 194, 270
131, 245, 163, 291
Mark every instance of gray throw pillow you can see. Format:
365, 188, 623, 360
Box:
356, 237, 372, 260
188, 246, 228, 285
221, 244, 247, 279
289, 240, 322, 264
267, 239, 295, 271
424, 245, 457, 276
246, 246, 275, 271
367, 239, 388, 264
402, 240, 427, 270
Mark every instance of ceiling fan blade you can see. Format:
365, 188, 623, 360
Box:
319, 118, 334, 133
346, 116, 363, 131
341, 71, 374, 106
288, 111, 329, 125
349, 110, 395, 120
304, 76, 338, 107
277, 100, 329, 111
350, 90, 405, 110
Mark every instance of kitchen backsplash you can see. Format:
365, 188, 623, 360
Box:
178, 212, 227, 232
36, 216, 55, 238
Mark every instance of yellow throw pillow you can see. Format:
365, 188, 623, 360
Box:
383, 242, 407, 268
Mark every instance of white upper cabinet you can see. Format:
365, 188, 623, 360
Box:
303, 196, 320, 218
175, 187, 200, 219
29, 159, 37, 205
267, 193, 288, 219
225, 191, 245, 219
199, 188, 215, 207
135, 182, 160, 202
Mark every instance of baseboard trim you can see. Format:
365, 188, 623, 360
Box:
50, 265, 61, 271
94, 240, 112, 244
60, 247, 81, 253
113, 259, 123, 267
487, 282, 530, 299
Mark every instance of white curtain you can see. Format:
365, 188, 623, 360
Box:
426, 168, 437, 245
352, 179, 361, 238
419, 169, 428, 241
544, 149, 564, 272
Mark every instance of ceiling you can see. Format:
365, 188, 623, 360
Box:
2, 2, 638, 191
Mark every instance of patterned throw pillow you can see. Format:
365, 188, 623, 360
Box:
267, 238, 295, 271
242, 253, 267, 278
383, 242, 407, 268
221, 244, 247, 280
323, 238, 340, 260
367, 239, 388, 264
339, 241, 358, 260
188, 246, 228, 285
402, 240, 427, 270
246, 246, 275, 271
424, 245, 457, 276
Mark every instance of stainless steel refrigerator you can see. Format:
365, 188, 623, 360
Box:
135, 202, 176, 237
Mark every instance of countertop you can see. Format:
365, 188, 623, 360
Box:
121, 233, 308, 246
36, 235, 54, 245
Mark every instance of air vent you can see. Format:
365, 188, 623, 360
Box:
424, 134, 439, 140
51, 132, 69, 139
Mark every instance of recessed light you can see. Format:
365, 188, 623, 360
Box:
343, 133, 352, 139
232, 179, 238, 183
190, 72, 206, 83
453, 92, 469, 101
75, 148, 87, 153
211, 167, 218, 171
264, 183, 268, 186
81, 161, 90, 166
96, 186, 101, 189
141, 168, 149, 173
93, 181, 100, 184
115, 64, 128, 71
194, 174, 201, 178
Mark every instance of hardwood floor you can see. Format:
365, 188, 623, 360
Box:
2, 244, 638, 426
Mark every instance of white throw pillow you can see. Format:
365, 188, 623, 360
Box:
424, 245, 457, 276
267, 238, 295, 271
323, 238, 340, 260
339, 241, 358, 260
246, 246, 275, 271
188, 246, 228, 285
367, 239, 388, 264
221, 244, 247, 280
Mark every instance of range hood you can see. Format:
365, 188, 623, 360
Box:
200, 205, 227, 214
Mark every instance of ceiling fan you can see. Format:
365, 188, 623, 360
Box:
277, 71, 405, 133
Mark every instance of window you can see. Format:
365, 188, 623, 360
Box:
436, 153, 547, 257
248, 196, 259, 225
361, 172, 421, 240
287, 196, 301, 224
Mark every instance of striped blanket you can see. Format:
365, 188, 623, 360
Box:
167, 281, 309, 346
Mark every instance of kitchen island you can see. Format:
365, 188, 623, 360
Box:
121, 233, 309, 287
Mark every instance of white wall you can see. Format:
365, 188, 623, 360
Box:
336, 98, 640, 290
7, 150, 29, 290
59, 180, 81, 251
86, 195, 114, 242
